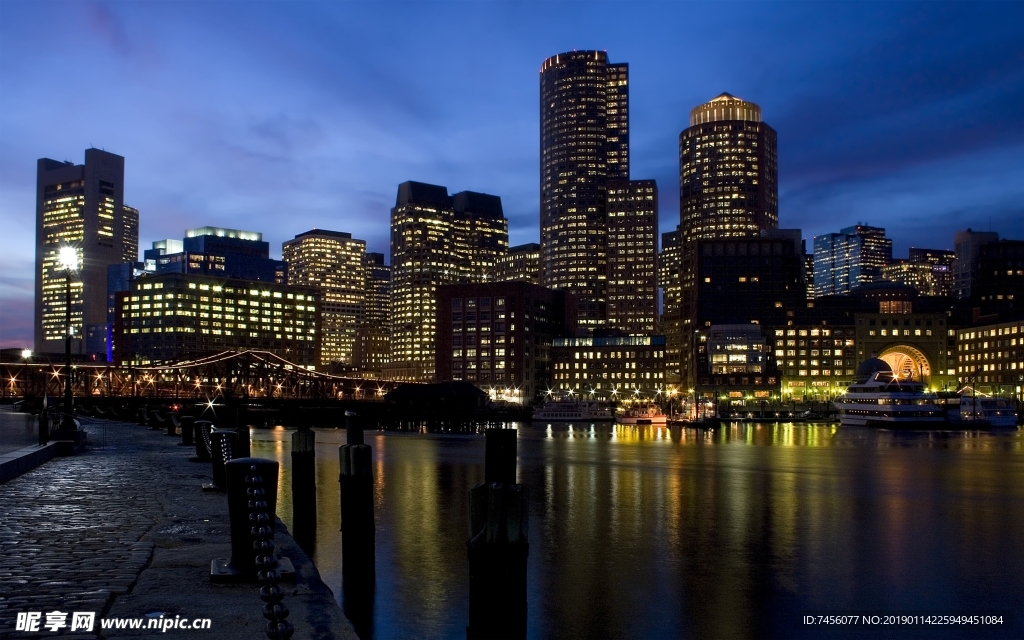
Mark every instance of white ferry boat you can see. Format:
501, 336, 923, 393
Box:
951, 391, 1018, 428
835, 358, 945, 428
533, 399, 614, 422
616, 404, 668, 426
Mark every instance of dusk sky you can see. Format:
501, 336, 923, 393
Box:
1, 1, 1022, 348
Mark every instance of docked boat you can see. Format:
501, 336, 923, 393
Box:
532, 399, 614, 422
949, 391, 1018, 428
616, 404, 667, 426
834, 358, 945, 428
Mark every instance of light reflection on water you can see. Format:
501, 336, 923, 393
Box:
251, 423, 1024, 640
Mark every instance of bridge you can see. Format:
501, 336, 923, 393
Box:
1, 350, 406, 401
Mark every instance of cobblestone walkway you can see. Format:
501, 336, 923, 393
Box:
0, 421, 165, 638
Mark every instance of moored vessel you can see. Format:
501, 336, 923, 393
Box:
616, 404, 667, 426
532, 398, 614, 422
834, 358, 944, 428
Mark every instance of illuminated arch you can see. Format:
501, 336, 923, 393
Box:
878, 345, 931, 382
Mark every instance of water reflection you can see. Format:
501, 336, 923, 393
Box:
252, 423, 1024, 640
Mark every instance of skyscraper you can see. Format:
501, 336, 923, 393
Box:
953, 229, 999, 298
540, 50, 629, 325
390, 181, 508, 382
813, 225, 893, 296
606, 179, 658, 334
34, 149, 138, 357
353, 252, 392, 373
283, 229, 366, 368
659, 228, 683, 383
495, 243, 541, 284
679, 93, 778, 243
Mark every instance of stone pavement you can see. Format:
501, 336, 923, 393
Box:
0, 418, 358, 639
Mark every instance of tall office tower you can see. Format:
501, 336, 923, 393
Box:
453, 191, 508, 282
659, 228, 683, 384
606, 180, 658, 334
495, 243, 541, 284
813, 225, 893, 296
679, 93, 778, 243
354, 252, 392, 373
283, 229, 366, 368
972, 240, 1023, 317
390, 181, 508, 382
540, 50, 629, 326
953, 229, 999, 298
34, 149, 139, 358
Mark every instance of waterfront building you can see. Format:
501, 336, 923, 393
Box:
695, 324, 780, 404
679, 93, 778, 244
606, 180, 658, 334
679, 233, 807, 390
540, 50, 630, 326
813, 225, 892, 296
283, 229, 367, 368
495, 243, 541, 285
953, 229, 999, 298
34, 149, 139, 358
551, 333, 666, 400
113, 272, 319, 367
353, 252, 392, 374
389, 181, 508, 381
956, 318, 1024, 399
435, 281, 576, 404
659, 228, 683, 384
773, 323, 857, 401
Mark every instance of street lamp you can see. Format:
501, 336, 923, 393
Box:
59, 246, 79, 429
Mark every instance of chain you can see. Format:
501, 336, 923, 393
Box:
247, 465, 293, 640
201, 424, 213, 456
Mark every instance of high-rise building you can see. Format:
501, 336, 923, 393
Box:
679, 93, 778, 243
34, 149, 139, 358
143, 228, 286, 283
540, 50, 629, 325
971, 240, 1023, 317
813, 225, 892, 296
390, 181, 508, 381
606, 179, 658, 334
658, 228, 683, 384
495, 243, 541, 284
881, 248, 954, 298
353, 252, 392, 374
283, 229, 366, 368
953, 229, 999, 298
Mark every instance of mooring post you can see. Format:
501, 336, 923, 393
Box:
203, 428, 237, 492
234, 404, 251, 459
210, 457, 295, 583
165, 411, 178, 437
291, 425, 317, 555
339, 411, 374, 637
467, 428, 528, 640
178, 415, 195, 447
191, 420, 213, 462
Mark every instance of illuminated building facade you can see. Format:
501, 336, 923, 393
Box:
436, 282, 577, 404
774, 324, 857, 400
695, 324, 779, 403
956, 319, 1024, 399
551, 334, 666, 400
679, 93, 777, 244
113, 272, 319, 367
953, 229, 998, 298
495, 243, 541, 284
145, 227, 286, 284
813, 225, 892, 296
540, 50, 630, 326
283, 229, 366, 367
390, 181, 508, 381
881, 258, 953, 297
659, 228, 683, 383
606, 180, 658, 334
353, 252, 392, 374
34, 149, 139, 358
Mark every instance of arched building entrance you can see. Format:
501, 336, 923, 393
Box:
878, 345, 931, 382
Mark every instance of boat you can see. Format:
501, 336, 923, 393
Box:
616, 404, 667, 426
532, 399, 614, 422
834, 358, 945, 428
949, 391, 1018, 428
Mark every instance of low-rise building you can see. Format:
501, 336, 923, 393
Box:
956, 318, 1024, 399
551, 334, 666, 401
695, 324, 780, 404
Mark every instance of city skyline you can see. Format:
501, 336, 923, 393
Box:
2, 2, 1024, 348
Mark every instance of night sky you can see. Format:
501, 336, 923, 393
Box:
1, 1, 1022, 348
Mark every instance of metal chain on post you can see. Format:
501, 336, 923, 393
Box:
247, 465, 293, 640
202, 424, 213, 457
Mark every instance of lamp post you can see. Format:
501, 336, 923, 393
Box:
59, 246, 79, 429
